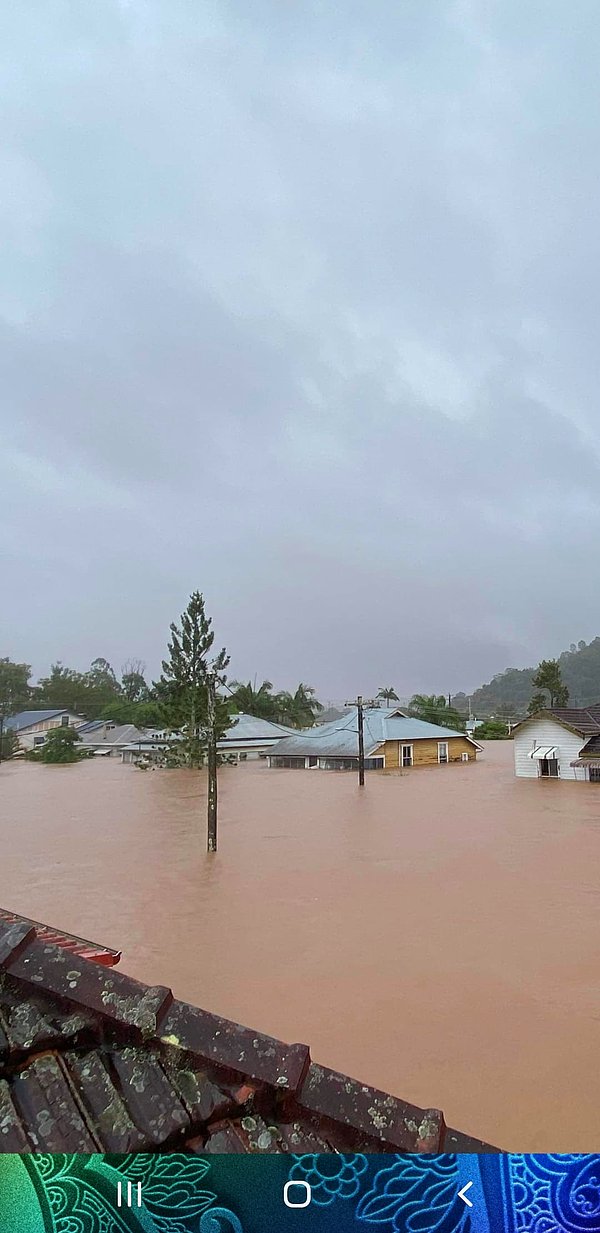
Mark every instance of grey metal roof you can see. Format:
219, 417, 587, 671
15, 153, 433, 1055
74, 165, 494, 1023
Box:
267, 710, 475, 754
78, 724, 149, 747
222, 713, 298, 741
267, 707, 475, 759
5, 709, 73, 731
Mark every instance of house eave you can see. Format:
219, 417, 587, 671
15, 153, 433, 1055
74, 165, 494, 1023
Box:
510, 710, 588, 739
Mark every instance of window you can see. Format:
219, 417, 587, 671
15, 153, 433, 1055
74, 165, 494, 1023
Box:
540, 757, 559, 778
364, 757, 384, 770
590, 768, 600, 783
308, 756, 318, 767
401, 744, 413, 767
61, 715, 69, 727
438, 741, 448, 764
34, 736, 45, 746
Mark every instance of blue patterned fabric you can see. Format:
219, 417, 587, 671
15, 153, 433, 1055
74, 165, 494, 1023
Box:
1, 1152, 598, 1233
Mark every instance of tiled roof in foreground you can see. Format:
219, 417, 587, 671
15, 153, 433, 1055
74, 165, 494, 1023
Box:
0, 914, 498, 1155
0, 907, 121, 966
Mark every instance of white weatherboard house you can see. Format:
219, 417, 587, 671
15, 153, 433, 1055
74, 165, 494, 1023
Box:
6, 709, 83, 751
512, 706, 600, 782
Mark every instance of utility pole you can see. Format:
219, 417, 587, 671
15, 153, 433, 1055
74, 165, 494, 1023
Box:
345, 695, 377, 787
206, 670, 218, 852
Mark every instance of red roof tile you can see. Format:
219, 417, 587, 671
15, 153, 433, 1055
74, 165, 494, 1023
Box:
0, 908, 120, 966
0, 912, 499, 1155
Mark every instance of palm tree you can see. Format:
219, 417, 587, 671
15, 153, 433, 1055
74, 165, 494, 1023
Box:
409, 693, 447, 719
229, 679, 278, 720
409, 693, 466, 732
277, 683, 324, 728
377, 686, 399, 703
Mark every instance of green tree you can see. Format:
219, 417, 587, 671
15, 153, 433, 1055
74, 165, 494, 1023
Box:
0, 658, 32, 763
230, 679, 279, 720
85, 658, 121, 713
275, 683, 324, 728
527, 691, 549, 716
36, 658, 122, 719
36, 662, 89, 713
473, 719, 509, 740
121, 659, 150, 703
155, 592, 230, 767
99, 699, 163, 727
528, 659, 569, 711
0, 728, 19, 759
408, 693, 466, 732
28, 726, 85, 764
377, 686, 399, 703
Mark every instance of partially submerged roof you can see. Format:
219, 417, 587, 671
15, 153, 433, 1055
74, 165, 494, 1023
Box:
268, 707, 479, 759
512, 706, 600, 738
0, 912, 497, 1154
221, 713, 297, 742
78, 723, 149, 747
5, 709, 76, 732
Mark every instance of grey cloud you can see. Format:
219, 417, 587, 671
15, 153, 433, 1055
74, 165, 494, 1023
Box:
1, 0, 600, 696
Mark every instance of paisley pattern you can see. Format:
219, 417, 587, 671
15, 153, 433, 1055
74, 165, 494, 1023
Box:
8, 1150, 600, 1233
503, 1154, 600, 1233
355, 1155, 468, 1233
23, 1154, 230, 1233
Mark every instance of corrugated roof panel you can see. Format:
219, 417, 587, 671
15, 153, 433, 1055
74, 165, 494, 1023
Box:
222, 713, 298, 741
267, 707, 468, 759
5, 709, 72, 731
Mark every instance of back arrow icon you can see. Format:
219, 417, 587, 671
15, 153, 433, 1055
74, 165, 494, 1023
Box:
458, 1182, 474, 1208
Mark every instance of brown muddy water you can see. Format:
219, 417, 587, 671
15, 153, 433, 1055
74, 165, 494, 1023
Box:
1, 741, 598, 1150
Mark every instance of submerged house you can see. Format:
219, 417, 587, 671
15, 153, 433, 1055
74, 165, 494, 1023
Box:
267, 706, 480, 770
512, 705, 600, 781
119, 713, 298, 766
5, 709, 83, 751
76, 721, 151, 757
217, 712, 297, 761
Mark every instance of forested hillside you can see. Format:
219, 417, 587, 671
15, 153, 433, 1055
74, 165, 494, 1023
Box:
456, 638, 600, 716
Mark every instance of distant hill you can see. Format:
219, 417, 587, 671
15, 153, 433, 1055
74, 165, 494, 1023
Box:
454, 637, 600, 717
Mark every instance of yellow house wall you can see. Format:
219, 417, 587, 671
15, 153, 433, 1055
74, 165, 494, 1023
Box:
375, 736, 477, 767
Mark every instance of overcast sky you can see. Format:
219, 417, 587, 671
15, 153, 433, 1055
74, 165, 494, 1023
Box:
2, 0, 600, 698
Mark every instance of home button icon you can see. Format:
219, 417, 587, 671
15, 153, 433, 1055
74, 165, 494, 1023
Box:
283, 1181, 312, 1209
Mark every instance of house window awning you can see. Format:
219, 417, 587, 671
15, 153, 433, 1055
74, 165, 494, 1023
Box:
571, 758, 600, 768
528, 746, 557, 759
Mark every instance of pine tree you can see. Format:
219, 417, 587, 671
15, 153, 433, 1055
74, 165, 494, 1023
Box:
155, 592, 230, 767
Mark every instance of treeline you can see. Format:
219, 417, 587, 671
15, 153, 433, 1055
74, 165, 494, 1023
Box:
454, 637, 600, 717
0, 624, 324, 741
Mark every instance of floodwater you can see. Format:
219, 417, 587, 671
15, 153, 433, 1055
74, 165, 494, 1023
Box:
1, 742, 598, 1151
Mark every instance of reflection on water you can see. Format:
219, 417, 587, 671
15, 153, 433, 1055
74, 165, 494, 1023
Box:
1, 741, 598, 1150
